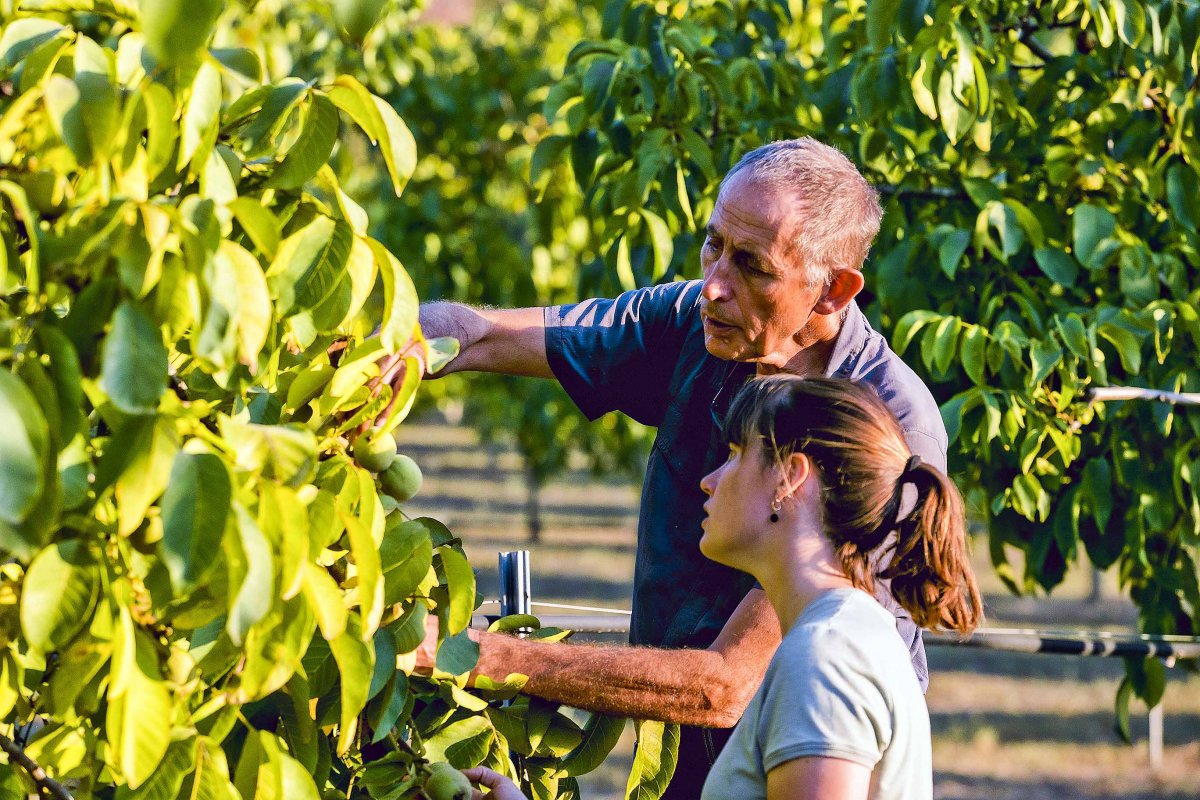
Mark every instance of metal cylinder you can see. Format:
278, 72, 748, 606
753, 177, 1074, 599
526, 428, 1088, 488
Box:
498, 550, 531, 618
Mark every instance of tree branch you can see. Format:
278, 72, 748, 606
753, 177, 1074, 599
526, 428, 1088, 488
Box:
878, 184, 969, 201
0, 731, 74, 800
1018, 25, 1056, 63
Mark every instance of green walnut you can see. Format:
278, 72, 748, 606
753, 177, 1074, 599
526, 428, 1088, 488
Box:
332, 0, 389, 42
422, 763, 472, 800
352, 433, 397, 472
380, 453, 422, 502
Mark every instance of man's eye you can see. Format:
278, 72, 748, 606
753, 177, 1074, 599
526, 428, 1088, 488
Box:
703, 238, 720, 251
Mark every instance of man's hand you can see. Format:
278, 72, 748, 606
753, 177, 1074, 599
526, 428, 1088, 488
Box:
462, 767, 527, 800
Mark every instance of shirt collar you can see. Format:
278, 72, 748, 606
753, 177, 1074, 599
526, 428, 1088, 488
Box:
823, 299, 868, 379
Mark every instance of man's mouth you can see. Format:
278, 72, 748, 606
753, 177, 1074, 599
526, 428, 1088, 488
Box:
703, 314, 735, 330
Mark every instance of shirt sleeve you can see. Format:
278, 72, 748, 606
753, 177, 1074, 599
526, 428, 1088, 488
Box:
757, 629, 892, 774
543, 280, 703, 426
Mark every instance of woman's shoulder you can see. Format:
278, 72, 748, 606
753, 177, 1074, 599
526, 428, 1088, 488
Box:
775, 590, 913, 675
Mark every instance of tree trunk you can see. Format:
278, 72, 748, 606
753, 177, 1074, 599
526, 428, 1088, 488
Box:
525, 462, 542, 544
1088, 564, 1104, 603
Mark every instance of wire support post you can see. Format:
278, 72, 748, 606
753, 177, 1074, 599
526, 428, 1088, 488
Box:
498, 550, 532, 625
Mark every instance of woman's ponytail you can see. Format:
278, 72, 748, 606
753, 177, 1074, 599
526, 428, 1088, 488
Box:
882, 464, 982, 635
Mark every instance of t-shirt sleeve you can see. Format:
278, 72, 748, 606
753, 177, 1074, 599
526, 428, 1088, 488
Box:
757, 630, 892, 774
543, 280, 702, 426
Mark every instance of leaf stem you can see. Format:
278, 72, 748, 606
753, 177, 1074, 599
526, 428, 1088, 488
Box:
0, 731, 74, 800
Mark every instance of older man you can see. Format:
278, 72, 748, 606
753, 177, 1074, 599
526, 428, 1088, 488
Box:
414, 138, 946, 796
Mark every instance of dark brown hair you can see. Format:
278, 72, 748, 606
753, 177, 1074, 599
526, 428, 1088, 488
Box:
724, 375, 982, 634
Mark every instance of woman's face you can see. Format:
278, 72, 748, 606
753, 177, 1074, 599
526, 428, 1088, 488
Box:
698, 438, 780, 569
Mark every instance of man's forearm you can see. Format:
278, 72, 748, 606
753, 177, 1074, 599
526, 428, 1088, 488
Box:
471, 632, 758, 728
419, 302, 552, 378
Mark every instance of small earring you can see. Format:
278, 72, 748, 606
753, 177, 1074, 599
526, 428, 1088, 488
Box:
769, 497, 782, 523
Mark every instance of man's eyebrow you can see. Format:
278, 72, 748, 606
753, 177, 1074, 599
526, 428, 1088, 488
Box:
705, 224, 775, 271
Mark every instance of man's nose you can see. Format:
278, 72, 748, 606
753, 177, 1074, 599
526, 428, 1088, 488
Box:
701, 259, 730, 303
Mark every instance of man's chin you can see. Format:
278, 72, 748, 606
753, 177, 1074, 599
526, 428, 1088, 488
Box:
703, 333, 750, 362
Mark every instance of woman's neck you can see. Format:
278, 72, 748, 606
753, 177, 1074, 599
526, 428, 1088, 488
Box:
752, 525, 856, 632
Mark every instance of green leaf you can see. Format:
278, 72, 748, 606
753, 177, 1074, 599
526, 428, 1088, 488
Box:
435, 629, 479, 675
624, 721, 679, 800
324, 76, 412, 195
36, 325, 84, 446
74, 35, 118, 162
1096, 321, 1142, 374
371, 95, 417, 196
530, 135, 570, 190
139, 0, 222, 66
1166, 162, 1199, 232
330, 620, 374, 755
254, 732, 322, 800
179, 60, 223, 172
1055, 314, 1090, 360
108, 610, 174, 789
440, 547, 476, 636
0, 369, 49, 530
424, 716, 495, 769
115, 736, 195, 800
217, 240, 273, 370
938, 229, 970, 278
1114, 676, 1133, 743
160, 450, 232, 594
1034, 247, 1079, 287
231, 594, 315, 704
1072, 204, 1116, 269
366, 238, 419, 354
866, 0, 902, 50
910, 48, 938, 119
1029, 338, 1063, 384
100, 302, 168, 415
562, 714, 626, 777
229, 198, 281, 260
0, 18, 66, 69
142, 82, 177, 180
266, 216, 353, 316
268, 95, 340, 190
179, 737, 240, 800
1081, 458, 1113, 529
44, 74, 91, 164
640, 209, 673, 281
380, 518, 434, 606
367, 671, 409, 743
20, 539, 100, 652
227, 504, 274, 646
960, 325, 986, 385
240, 78, 310, 158
367, 627, 397, 702
342, 508, 384, 637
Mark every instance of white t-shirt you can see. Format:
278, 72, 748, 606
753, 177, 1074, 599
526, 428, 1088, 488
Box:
701, 588, 932, 800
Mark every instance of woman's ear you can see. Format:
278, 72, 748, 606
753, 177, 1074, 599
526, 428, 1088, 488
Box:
778, 452, 812, 502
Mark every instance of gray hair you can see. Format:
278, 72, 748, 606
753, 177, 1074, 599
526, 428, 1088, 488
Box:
722, 138, 883, 288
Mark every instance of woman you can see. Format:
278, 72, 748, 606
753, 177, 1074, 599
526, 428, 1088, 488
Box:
455, 376, 981, 799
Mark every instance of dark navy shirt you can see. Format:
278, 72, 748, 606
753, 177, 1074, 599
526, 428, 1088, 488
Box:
544, 280, 947, 690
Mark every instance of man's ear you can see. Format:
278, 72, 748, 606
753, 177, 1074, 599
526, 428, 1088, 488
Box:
813, 268, 864, 316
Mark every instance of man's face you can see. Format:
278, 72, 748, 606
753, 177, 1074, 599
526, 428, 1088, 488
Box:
699, 172, 823, 367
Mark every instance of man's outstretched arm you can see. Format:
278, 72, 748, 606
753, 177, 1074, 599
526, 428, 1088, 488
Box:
418, 589, 781, 728
419, 302, 553, 378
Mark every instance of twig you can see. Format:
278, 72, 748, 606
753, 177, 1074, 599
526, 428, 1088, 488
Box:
1018, 25, 1056, 63
878, 184, 969, 201
0, 731, 74, 800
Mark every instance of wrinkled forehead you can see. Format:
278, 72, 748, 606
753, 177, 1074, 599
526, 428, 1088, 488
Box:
711, 172, 802, 246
